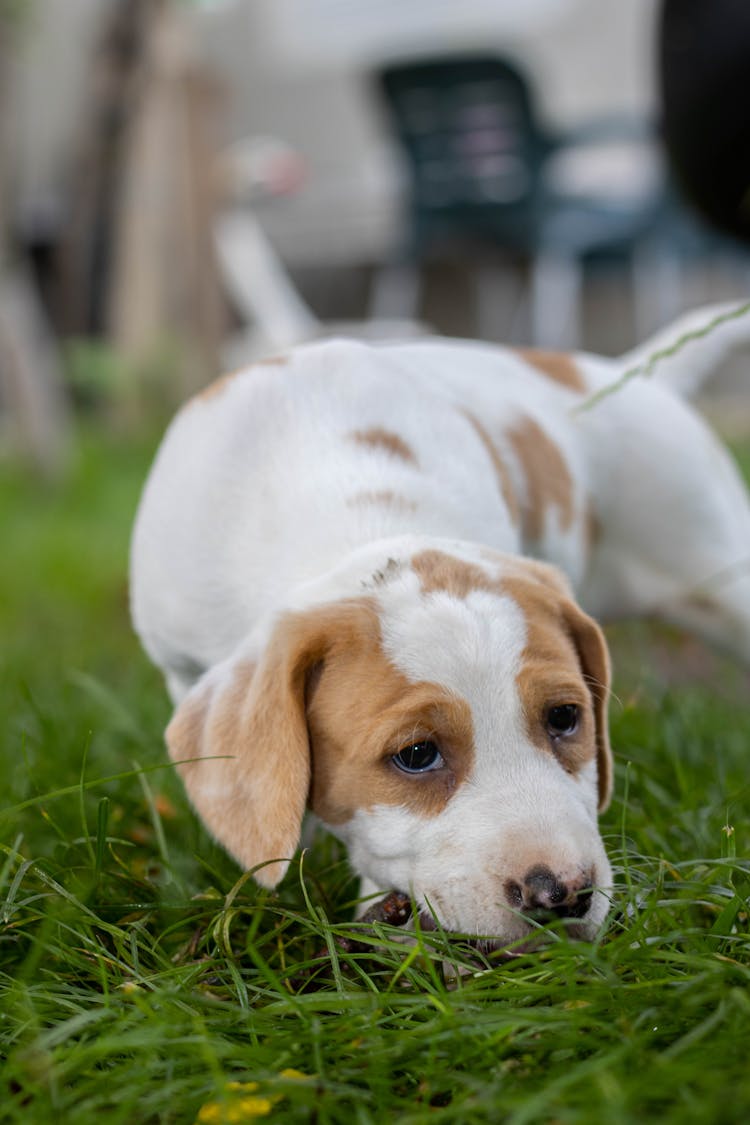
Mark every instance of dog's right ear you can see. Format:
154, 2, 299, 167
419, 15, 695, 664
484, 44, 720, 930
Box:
165, 602, 372, 886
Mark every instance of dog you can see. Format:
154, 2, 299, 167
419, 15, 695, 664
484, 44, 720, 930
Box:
130, 304, 750, 946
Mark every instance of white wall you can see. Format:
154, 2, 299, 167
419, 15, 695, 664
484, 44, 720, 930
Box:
10, 0, 659, 264
197, 0, 660, 265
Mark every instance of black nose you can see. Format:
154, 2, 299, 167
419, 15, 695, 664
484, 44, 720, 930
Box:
505, 864, 593, 921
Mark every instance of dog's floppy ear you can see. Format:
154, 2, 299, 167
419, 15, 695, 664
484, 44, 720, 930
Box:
564, 601, 613, 812
521, 560, 613, 810
165, 603, 363, 886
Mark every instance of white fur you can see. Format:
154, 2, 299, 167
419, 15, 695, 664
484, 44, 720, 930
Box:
131, 305, 750, 943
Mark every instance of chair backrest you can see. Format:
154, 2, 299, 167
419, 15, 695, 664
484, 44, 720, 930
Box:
378, 55, 549, 253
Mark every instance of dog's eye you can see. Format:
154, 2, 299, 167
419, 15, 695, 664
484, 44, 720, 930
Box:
392, 741, 443, 773
546, 704, 579, 738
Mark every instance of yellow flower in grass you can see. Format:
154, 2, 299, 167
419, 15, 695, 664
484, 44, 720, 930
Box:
196, 1083, 271, 1123
196, 1102, 271, 1123
196, 1071, 310, 1123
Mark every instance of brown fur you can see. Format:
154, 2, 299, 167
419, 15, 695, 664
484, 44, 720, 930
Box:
502, 573, 612, 810
414, 547, 571, 602
412, 549, 505, 599
347, 491, 418, 514
165, 640, 310, 887
166, 597, 476, 885
194, 355, 288, 403
516, 348, 587, 393
350, 428, 417, 465
463, 411, 520, 525
308, 613, 475, 824
507, 416, 575, 542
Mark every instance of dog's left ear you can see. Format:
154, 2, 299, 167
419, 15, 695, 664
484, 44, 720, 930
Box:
165, 602, 370, 886
564, 601, 613, 812
523, 561, 613, 810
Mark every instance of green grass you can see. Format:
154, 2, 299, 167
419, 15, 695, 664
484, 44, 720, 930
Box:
1, 426, 749, 1124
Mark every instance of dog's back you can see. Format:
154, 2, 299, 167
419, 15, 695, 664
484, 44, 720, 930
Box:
131, 337, 589, 679
131, 309, 750, 693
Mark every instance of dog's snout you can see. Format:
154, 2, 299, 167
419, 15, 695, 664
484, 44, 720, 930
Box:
504, 863, 593, 921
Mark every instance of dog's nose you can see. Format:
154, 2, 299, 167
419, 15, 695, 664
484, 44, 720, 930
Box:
504, 863, 593, 921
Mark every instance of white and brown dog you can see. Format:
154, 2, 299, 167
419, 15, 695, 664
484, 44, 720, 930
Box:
130, 305, 750, 946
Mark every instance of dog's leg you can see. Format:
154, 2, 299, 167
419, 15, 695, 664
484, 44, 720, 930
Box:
581, 387, 750, 667
657, 464, 750, 666
636, 434, 750, 664
660, 564, 750, 666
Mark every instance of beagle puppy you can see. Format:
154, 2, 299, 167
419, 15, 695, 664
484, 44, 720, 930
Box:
130, 304, 750, 946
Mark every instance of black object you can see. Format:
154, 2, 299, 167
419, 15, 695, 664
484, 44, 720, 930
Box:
659, 0, 750, 243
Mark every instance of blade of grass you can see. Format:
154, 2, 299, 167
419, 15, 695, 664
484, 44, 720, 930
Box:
94, 797, 109, 883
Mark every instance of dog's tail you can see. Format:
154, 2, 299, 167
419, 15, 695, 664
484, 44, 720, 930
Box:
619, 301, 750, 398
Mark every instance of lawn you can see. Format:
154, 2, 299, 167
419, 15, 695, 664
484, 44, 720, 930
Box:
1, 423, 749, 1124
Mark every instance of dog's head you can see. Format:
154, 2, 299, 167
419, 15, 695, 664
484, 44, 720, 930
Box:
166, 542, 613, 945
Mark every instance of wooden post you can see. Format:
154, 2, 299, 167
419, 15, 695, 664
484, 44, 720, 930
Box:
62, 0, 227, 401
0, 6, 70, 474
108, 0, 226, 397
58, 0, 156, 336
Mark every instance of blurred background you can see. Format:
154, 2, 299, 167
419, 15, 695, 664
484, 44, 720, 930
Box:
1, 0, 750, 472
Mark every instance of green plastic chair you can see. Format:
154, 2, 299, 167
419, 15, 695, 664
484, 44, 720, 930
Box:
374, 53, 666, 344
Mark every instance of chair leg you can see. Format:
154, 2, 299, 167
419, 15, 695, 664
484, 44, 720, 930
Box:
370, 261, 421, 322
530, 253, 582, 350
474, 264, 525, 342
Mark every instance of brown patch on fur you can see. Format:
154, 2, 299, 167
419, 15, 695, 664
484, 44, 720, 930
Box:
347, 491, 418, 514
194, 355, 287, 403
463, 411, 520, 526
507, 416, 574, 542
516, 348, 586, 393
350, 428, 417, 465
413, 548, 573, 605
477, 546, 576, 595
307, 608, 475, 825
502, 573, 612, 810
412, 549, 504, 599
166, 598, 475, 885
